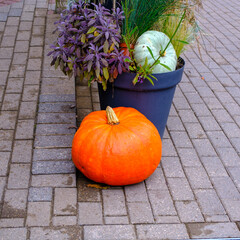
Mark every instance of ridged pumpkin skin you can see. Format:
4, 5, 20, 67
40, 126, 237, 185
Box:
72, 107, 162, 186
134, 30, 177, 73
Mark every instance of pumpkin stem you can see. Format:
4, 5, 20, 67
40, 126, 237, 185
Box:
106, 106, 120, 125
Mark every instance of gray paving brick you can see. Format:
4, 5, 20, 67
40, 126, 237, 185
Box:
1, 189, 28, 218
136, 224, 189, 240
78, 202, 103, 225
0, 228, 27, 240
203, 97, 224, 110
0, 13, 8, 22
19, 21, 32, 31
221, 199, 240, 221
168, 178, 194, 201
0, 218, 24, 228
54, 188, 77, 215
0, 140, 12, 151
38, 102, 75, 113
14, 40, 29, 52
17, 30, 31, 41
39, 94, 76, 103
0, 152, 10, 176
0, 129, 13, 140
32, 25, 45, 35
31, 174, 76, 187
212, 177, 240, 201
37, 112, 76, 124
170, 131, 192, 148
26, 202, 51, 226
220, 122, 240, 138
77, 176, 101, 202
145, 167, 168, 190
30, 227, 82, 240
178, 109, 199, 123
32, 161, 75, 175
185, 166, 212, 189
211, 109, 234, 123
192, 139, 217, 157
9, 65, 25, 77
184, 92, 204, 104
8, 164, 30, 189
105, 216, 129, 224
228, 167, 240, 191
201, 157, 228, 177
15, 119, 35, 139
12, 140, 33, 163
217, 147, 240, 166
167, 116, 185, 131
33, 148, 71, 161
25, 70, 41, 84
84, 225, 136, 240
175, 201, 204, 223
0, 47, 14, 58
29, 46, 43, 58
125, 182, 148, 202
128, 202, 154, 224
148, 189, 177, 216
6, 78, 24, 93
155, 216, 180, 223
22, 85, 39, 101
0, 177, 6, 200
102, 189, 127, 216
8, 8, 22, 17
215, 91, 235, 104
161, 157, 185, 178
53, 216, 77, 226
12, 52, 28, 64
1, 36, 15, 47
191, 103, 212, 117
31, 36, 44, 46
21, 12, 34, 21
28, 187, 53, 202
0, 71, 8, 85
6, 17, 20, 26
34, 135, 74, 148
177, 148, 202, 167
161, 139, 177, 157
187, 223, 240, 238
2, 93, 21, 110
173, 97, 191, 110
205, 215, 230, 223
0, 59, 11, 71
199, 116, 221, 131
230, 138, 240, 153
19, 101, 37, 119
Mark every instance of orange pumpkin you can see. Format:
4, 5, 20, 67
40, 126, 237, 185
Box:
72, 106, 162, 186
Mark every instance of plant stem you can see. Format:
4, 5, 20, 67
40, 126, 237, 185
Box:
106, 106, 120, 125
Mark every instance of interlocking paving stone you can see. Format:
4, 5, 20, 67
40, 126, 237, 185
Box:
124, 182, 149, 202
31, 174, 76, 187
161, 157, 185, 178
28, 187, 52, 202
186, 223, 240, 238
26, 202, 51, 226
104, 216, 129, 224
33, 148, 72, 161
161, 139, 178, 157
30, 227, 82, 240
2, 93, 21, 110
19, 101, 37, 119
54, 188, 77, 216
35, 123, 76, 136
102, 189, 127, 216
0, 228, 27, 240
37, 112, 76, 124
185, 166, 212, 189
0, 152, 10, 176
177, 148, 202, 167
6, 78, 24, 93
136, 224, 189, 240
12, 140, 33, 163
168, 178, 195, 201
175, 201, 204, 223
0, 218, 24, 228
1, 189, 28, 218
148, 189, 177, 216
15, 119, 35, 139
0, 177, 7, 200
192, 139, 217, 157
217, 147, 240, 167
195, 189, 226, 216
39, 94, 76, 103
32, 161, 75, 175
155, 216, 180, 223
84, 225, 136, 240
145, 168, 168, 190
34, 135, 74, 148
25, 70, 41, 84
7, 164, 30, 189
128, 202, 154, 224
78, 202, 103, 225
53, 216, 77, 226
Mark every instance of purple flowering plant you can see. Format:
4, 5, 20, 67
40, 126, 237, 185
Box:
48, 0, 130, 90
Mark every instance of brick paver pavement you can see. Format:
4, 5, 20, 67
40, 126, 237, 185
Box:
0, 0, 240, 239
